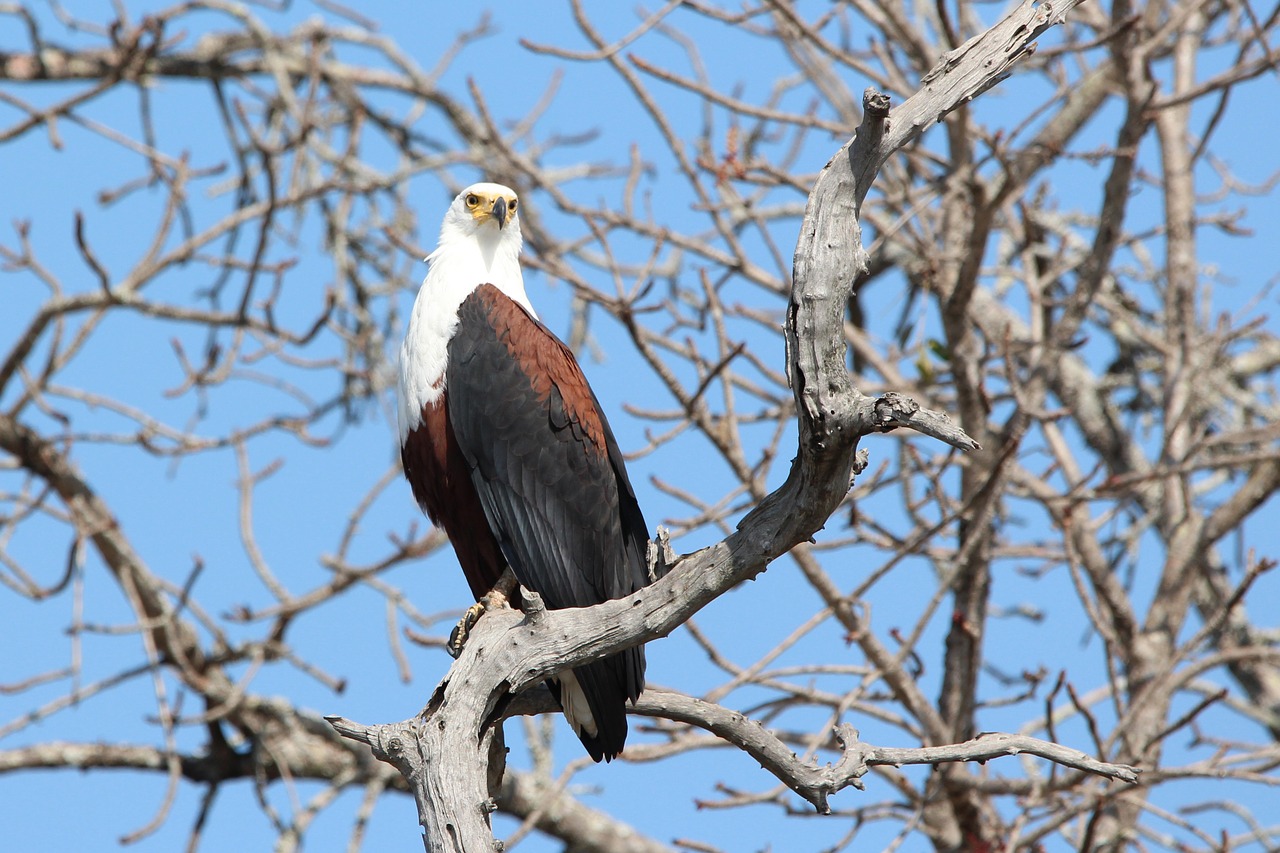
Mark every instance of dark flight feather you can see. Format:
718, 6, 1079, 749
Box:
441, 284, 650, 760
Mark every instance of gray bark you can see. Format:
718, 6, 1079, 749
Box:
326, 3, 1103, 850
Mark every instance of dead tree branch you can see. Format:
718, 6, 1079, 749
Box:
324, 4, 1106, 849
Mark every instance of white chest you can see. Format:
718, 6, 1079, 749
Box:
396, 238, 535, 444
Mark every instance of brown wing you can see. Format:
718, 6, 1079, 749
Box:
445, 284, 651, 760
401, 394, 506, 601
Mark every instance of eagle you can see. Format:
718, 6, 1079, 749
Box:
396, 182, 652, 762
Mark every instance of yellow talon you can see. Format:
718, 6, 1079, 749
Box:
447, 601, 486, 658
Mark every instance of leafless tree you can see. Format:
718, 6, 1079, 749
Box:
2, 2, 1277, 852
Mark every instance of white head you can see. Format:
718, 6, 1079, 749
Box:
431, 182, 524, 277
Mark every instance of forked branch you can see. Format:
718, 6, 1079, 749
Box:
328, 4, 1100, 850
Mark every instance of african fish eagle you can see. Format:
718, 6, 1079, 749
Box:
397, 182, 652, 762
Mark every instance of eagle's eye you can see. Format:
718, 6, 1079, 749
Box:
508, 198, 518, 212
465, 194, 480, 208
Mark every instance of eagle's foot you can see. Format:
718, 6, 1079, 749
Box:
447, 569, 519, 659
447, 602, 485, 659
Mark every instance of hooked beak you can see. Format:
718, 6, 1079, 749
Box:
492, 196, 508, 229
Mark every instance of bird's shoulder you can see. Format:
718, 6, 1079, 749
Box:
458, 284, 607, 449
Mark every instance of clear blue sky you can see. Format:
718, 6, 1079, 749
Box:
2, 2, 1277, 851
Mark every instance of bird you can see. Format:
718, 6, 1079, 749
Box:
396, 181, 652, 762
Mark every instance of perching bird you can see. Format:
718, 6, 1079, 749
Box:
397, 182, 652, 761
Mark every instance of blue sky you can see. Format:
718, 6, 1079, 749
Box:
2, 2, 1278, 852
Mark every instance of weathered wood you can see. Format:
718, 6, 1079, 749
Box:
327, 3, 1097, 849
